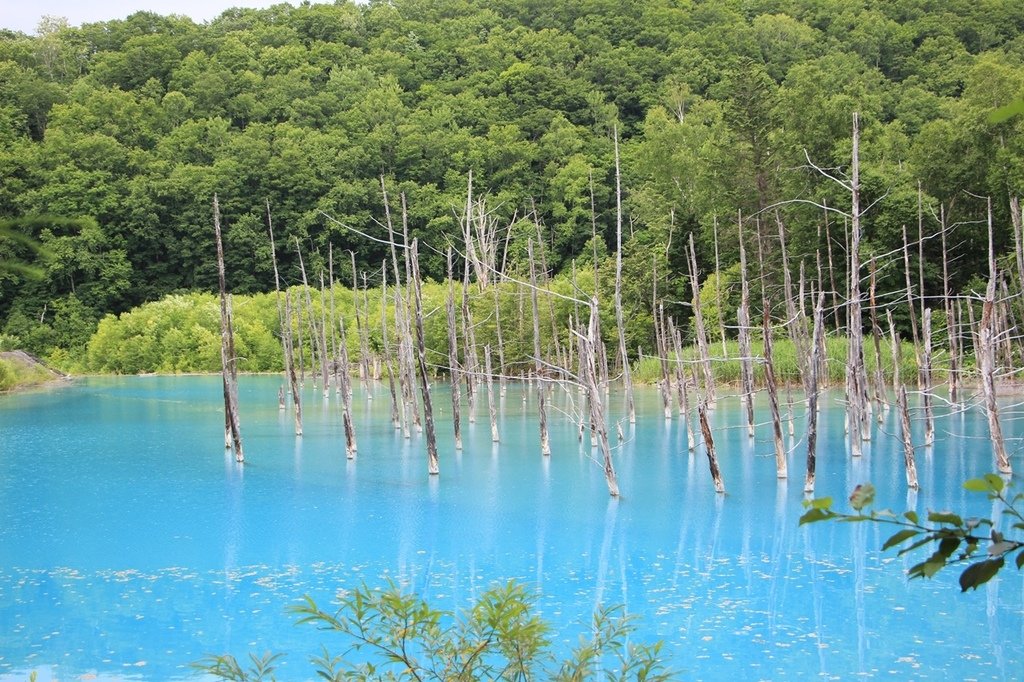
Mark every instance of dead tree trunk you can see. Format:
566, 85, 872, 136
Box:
461, 275, 479, 423
267, 201, 297, 427
868, 258, 886, 418
328, 247, 340, 394
981, 196, 1011, 474
213, 195, 243, 462
887, 310, 901, 393
337, 301, 357, 460
712, 215, 727, 355
381, 265, 401, 430
612, 126, 636, 424
445, 249, 463, 450
317, 271, 330, 399
763, 308, 787, 479
410, 239, 440, 475
656, 303, 673, 420
352, 253, 371, 391
485, 344, 499, 443
897, 384, 920, 489
493, 285, 507, 397
688, 233, 716, 404
823, 201, 841, 336
940, 205, 960, 406
698, 398, 725, 494
400, 195, 422, 433
653, 261, 672, 419
847, 112, 870, 455
737, 214, 756, 437
921, 307, 935, 447
295, 239, 323, 393
805, 293, 825, 493
528, 239, 551, 456
284, 291, 302, 435
671, 319, 696, 452
295, 284, 305, 385
902, 224, 921, 370
981, 276, 1011, 474
580, 298, 619, 496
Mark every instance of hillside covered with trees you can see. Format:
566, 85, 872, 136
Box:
1, 0, 1023, 367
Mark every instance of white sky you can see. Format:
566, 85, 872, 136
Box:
1, 0, 319, 34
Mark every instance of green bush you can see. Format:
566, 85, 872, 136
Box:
195, 580, 673, 682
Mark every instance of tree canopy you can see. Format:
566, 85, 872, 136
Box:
1, 0, 1022, 362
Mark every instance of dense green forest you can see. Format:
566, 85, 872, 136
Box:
1, 0, 1023, 369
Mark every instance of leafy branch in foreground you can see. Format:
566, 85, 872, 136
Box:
194, 580, 673, 681
800, 475, 1024, 592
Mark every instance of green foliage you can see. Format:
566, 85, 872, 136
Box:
800, 475, 1024, 592
0, 353, 60, 391
633, 335, 922, 387
2, 0, 1023, 367
195, 581, 672, 681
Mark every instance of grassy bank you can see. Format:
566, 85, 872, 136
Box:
0, 351, 65, 392
633, 336, 945, 387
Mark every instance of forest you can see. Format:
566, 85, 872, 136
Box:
1, 0, 1023, 370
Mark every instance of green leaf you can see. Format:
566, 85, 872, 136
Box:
903, 510, 919, 524
809, 497, 833, 510
849, 483, 875, 512
936, 536, 961, 560
799, 508, 836, 525
964, 477, 994, 493
927, 511, 964, 526
897, 536, 939, 557
983, 474, 1006, 492
909, 559, 946, 579
882, 529, 922, 551
959, 558, 1004, 592
1016, 550, 1024, 571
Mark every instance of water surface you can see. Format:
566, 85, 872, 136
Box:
1, 377, 1021, 679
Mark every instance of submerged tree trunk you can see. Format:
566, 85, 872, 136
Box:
580, 298, 619, 496
981, 276, 1011, 474
763, 308, 787, 479
921, 308, 934, 447
612, 126, 635, 424
670, 319, 696, 452
805, 293, 825, 493
445, 249, 463, 450
266, 204, 286, 370
213, 195, 243, 463
868, 259, 886, 419
410, 240, 440, 476
737, 214, 755, 438
688, 233, 716, 404
896, 384, 920, 489
337, 298, 357, 460
380, 265, 401, 430
284, 291, 302, 436
847, 112, 870, 455
528, 239, 551, 456
485, 344, 499, 443
698, 398, 725, 494
939, 205, 960, 407
461, 275, 479, 423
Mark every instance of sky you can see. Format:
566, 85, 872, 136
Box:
0, 0, 323, 34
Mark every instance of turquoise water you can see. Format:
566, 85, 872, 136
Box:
0, 376, 1021, 680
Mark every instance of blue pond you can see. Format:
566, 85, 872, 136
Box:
0, 376, 1022, 680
